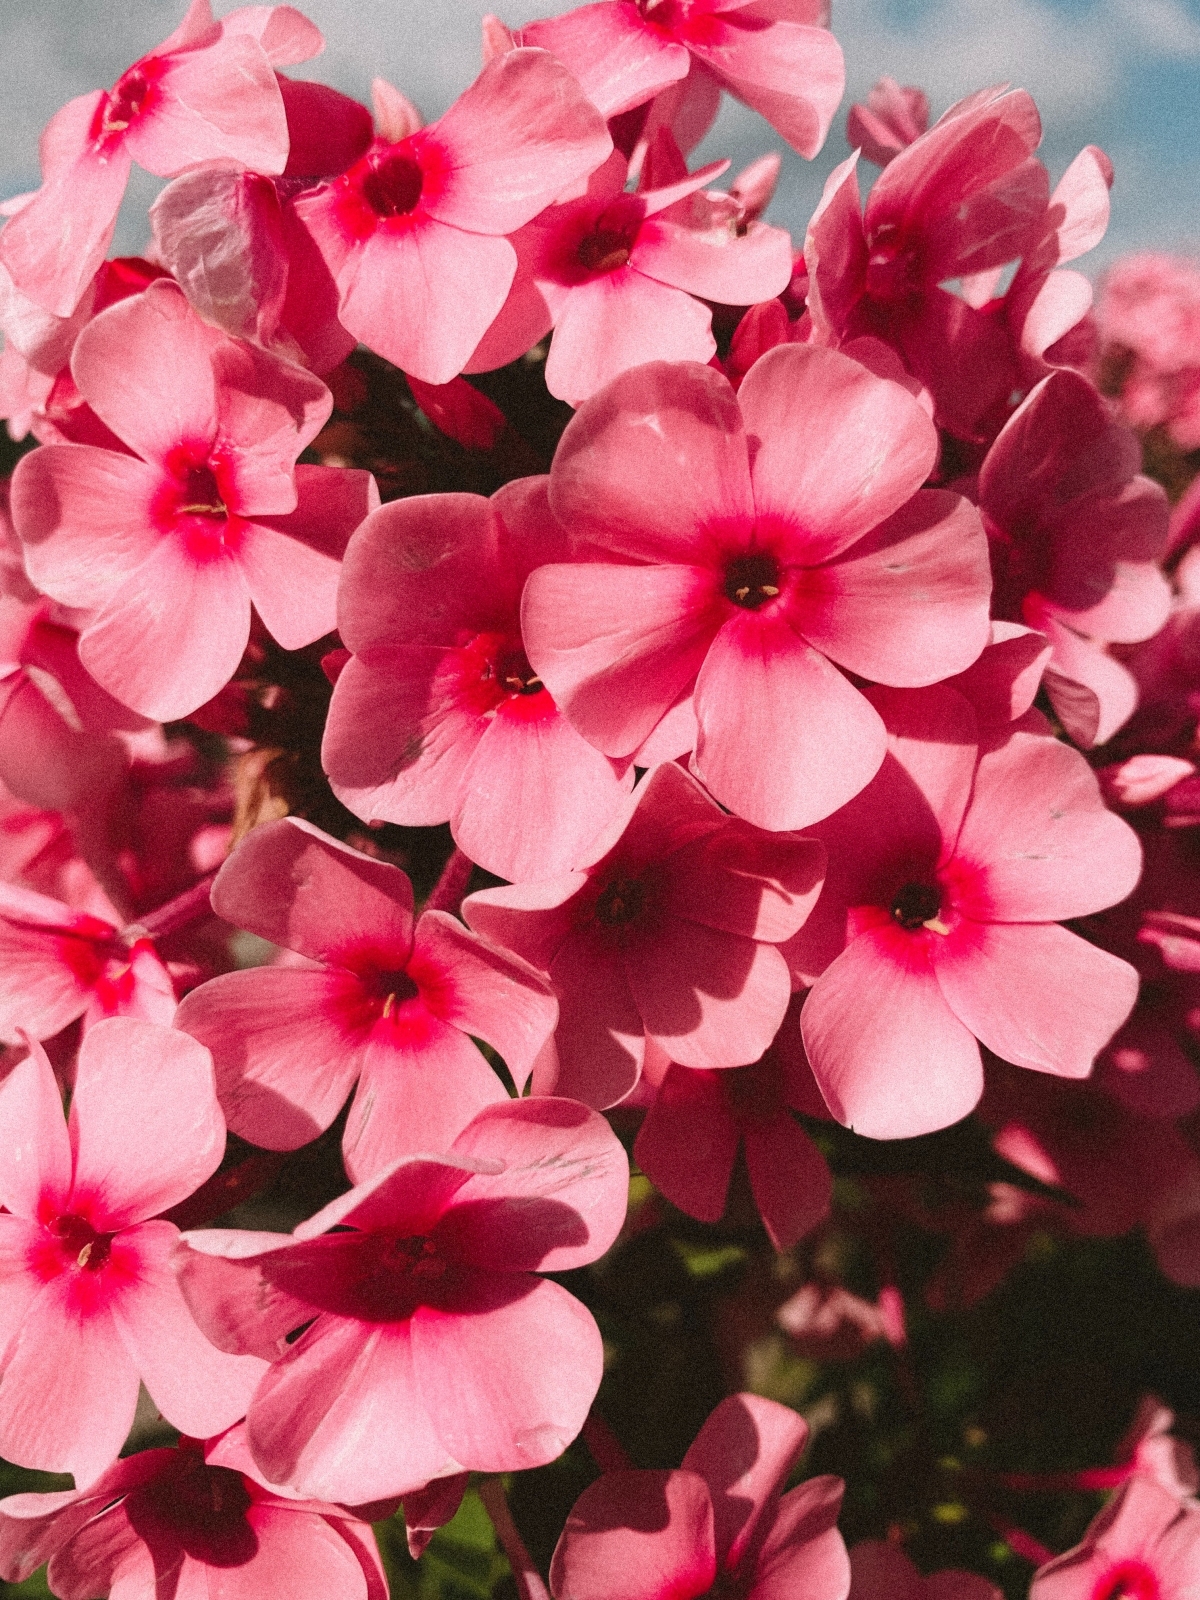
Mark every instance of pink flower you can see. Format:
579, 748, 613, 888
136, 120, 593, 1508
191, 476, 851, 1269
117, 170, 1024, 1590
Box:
175, 1097, 629, 1504
518, 0, 844, 159
292, 49, 613, 384
0, 1020, 266, 1486
1030, 1478, 1200, 1600
846, 78, 929, 168
979, 369, 1171, 747
464, 760, 826, 1108
0, 880, 176, 1042
465, 150, 792, 404
522, 349, 992, 831
633, 998, 833, 1249
323, 477, 633, 881
785, 685, 1143, 1138
1094, 252, 1200, 448
174, 817, 558, 1181
11, 280, 377, 721
549, 1392, 849, 1600
0, 1434, 390, 1600
848, 1541, 1000, 1600
0, 1, 321, 318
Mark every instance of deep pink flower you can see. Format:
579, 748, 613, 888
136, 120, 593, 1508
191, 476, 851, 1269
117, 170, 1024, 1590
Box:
11, 280, 377, 721
1030, 1478, 1200, 1600
522, 349, 992, 831
1093, 252, 1200, 449
293, 49, 612, 384
464, 761, 825, 1108
785, 685, 1142, 1138
846, 78, 929, 168
0, 1434, 389, 1600
518, 0, 844, 159
175, 1097, 628, 1504
175, 817, 558, 1180
979, 369, 1171, 747
0, 1021, 266, 1486
633, 998, 832, 1249
549, 1392, 849, 1600
323, 478, 633, 881
848, 1541, 1000, 1600
465, 151, 792, 405
0, 1, 320, 318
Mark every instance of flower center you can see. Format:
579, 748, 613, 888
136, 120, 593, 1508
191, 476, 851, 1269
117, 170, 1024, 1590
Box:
137, 1449, 256, 1568
361, 151, 424, 218
98, 62, 159, 138
52, 1213, 113, 1273
578, 227, 634, 275
890, 881, 943, 931
723, 551, 781, 610
373, 969, 421, 1020
176, 463, 227, 519
865, 223, 922, 303
594, 876, 645, 927
485, 645, 543, 697
1092, 1562, 1160, 1600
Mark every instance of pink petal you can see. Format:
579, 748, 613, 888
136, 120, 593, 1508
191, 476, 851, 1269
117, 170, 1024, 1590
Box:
412, 1271, 601, 1472
687, 14, 844, 158
454, 700, 633, 882
0, 1040, 71, 1220
744, 1116, 833, 1252
549, 1469, 717, 1600
211, 816, 414, 964
868, 684, 980, 856
173, 1231, 340, 1361
633, 215, 793, 305
750, 1477, 850, 1600
0, 1216, 51, 1359
210, 338, 331, 509
462, 875, 587, 975
792, 490, 991, 685
663, 819, 826, 943
682, 1393, 809, 1571
519, 5, 688, 118
625, 917, 792, 1069
70, 281, 222, 467
548, 359, 752, 563
634, 1064, 739, 1223
69, 1017, 224, 1229
550, 926, 645, 1109
78, 537, 252, 722
108, 1220, 267, 1437
943, 622, 1052, 729
801, 929, 984, 1137
11, 445, 162, 611
951, 728, 1143, 922
243, 1501, 391, 1600
424, 50, 611, 235
342, 1021, 508, 1184
438, 1097, 629, 1272
1040, 635, 1138, 748
123, 36, 288, 178
174, 966, 368, 1150
692, 610, 887, 831
545, 271, 717, 408
740, 344, 938, 564
932, 921, 1139, 1078
523, 561, 720, 758
0, 1276, 139, 1487
221, 5, 326, 66
248, 1315, 457, 1502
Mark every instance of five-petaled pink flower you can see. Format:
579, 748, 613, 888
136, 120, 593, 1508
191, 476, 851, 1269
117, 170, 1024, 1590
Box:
1030, 1477, 1200, 1600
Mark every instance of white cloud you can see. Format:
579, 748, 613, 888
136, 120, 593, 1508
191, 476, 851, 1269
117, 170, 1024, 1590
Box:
1108, 0, 1200, 58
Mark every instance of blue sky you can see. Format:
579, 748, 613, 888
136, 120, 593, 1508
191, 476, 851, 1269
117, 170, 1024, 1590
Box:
1, 0, 1197, 276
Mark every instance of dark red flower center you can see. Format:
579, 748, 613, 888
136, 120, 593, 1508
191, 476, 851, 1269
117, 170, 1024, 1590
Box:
723, 551, 782, 609
578, 226, 635, 275
98, 61, 162, 140
369, 968, 421, 1019
890, 881, 942, 930
1092, 1561, 1160, 1600
134, 1447, 256, 1567
594, 876, 646, 926
52, 1213, 114, 1273
485, 645, 544, 697
176, 463, 227, 519
361, 151, 424, 218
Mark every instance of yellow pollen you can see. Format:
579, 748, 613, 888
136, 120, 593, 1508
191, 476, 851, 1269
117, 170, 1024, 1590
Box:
923, 917, 951, 935
179, 501, 227, 516
382, 992, 396, 1019
77, 1243, 93, 1267
735, 586, 750, 600
760, 585, 780, 596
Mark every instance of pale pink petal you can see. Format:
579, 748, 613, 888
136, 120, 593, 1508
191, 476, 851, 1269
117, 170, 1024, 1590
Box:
123, 36, 288, 177
0, 1275, 139, 1486
174, 966, 368, 1150
78, 539, 251, 722
108, 1220, 267, 1437
547, 359, 752, 563
0, 1217, 52, 1360
740, 344, 938, 564
438, 1098, 629, 1273
211, 816, 414, 964
462, 876, 587, 975
244, 1501, 391, 1600
951, 728, 1143, 922
210, 340, 331, 509
342, 1021, 508, 1183
750, 1477, 849, 1600
523, 561, 721, 757
248, 1315, 458, 1502
943, 622, 1051, 729
69, 1017, 224, 1229
801, 929, 984, 1137
546, 270, 716, 408
0, 1041, 71, 1219
932, 921, 1139, 1078
1042, 644, 1138, 748
633, 215, 793, 305
868, 683, 979, 855
683, 1393, 809, 1570
412, 1272, 601, 1471
549, 1469, 717, 1600
424, 50, 611, 235
11, 446, 162, 610
687, 14, 845, 158
1050, 144, 1113, 263
174, 1231, 338, 1361
549, 927, 645, 1109
664, 821, 827, 943
744, 1116, 833, 1252
221, 4, 326, 66
792, 490, 991, 684
625, 918, 791, 1069
692, 610, 887, 831
454, 701, 633, 882
520, 5, 688, 118
634, 1064, 739, 1223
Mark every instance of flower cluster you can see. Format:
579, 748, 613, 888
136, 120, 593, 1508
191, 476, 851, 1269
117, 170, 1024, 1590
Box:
0, 3, 1198, 1599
